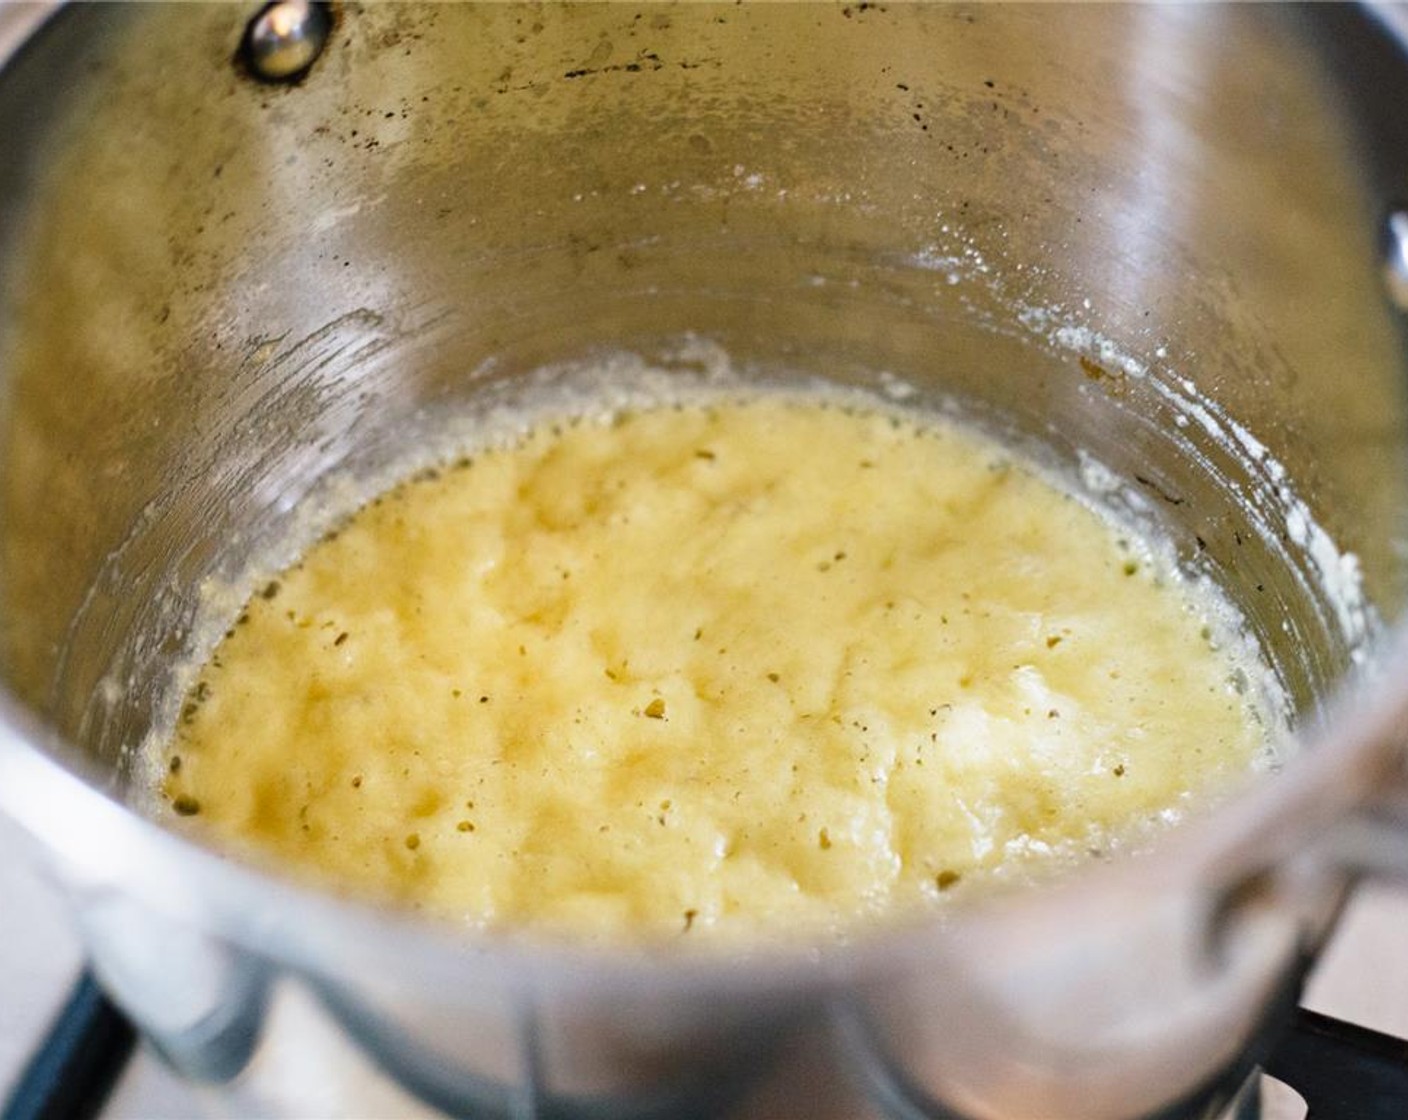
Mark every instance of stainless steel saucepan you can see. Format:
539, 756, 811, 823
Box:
1, 4, 1408, 1118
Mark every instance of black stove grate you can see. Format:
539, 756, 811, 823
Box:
1, 973, 134, 1120
1263, 1008, 1408, 1120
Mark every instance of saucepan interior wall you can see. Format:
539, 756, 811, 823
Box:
0, 3, 1401, 796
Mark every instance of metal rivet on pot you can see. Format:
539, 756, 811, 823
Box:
1385, 210, 1408, 312
242, 1, 331, 83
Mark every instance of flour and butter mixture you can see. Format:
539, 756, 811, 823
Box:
159, 393, 1278, 942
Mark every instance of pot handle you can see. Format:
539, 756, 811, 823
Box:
1322, 783, 1408, 883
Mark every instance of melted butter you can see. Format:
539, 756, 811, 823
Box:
161, 395, 1275, 943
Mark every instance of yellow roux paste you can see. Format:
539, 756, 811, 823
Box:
161, 395, 1274, 942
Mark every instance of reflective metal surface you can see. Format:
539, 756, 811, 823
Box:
241, 0, 331, 83
1386, 212, 1408, 312
0, 4, 1406, 1118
